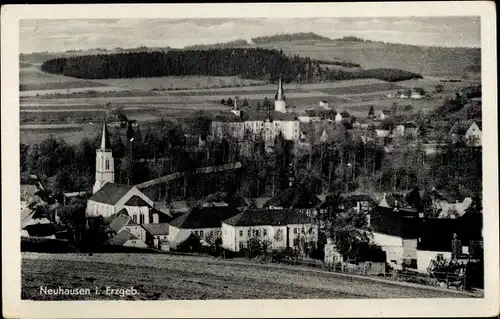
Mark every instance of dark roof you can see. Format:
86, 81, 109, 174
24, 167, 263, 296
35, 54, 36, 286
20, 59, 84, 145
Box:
169, 206, 240, 229
125, 195, 150, 207
369, 206, 419, 238
88, 183, 133, 205
109, 214, 131, 233
107, 230, 138, 245
104, 209, 128, 224
404, 121, 418, 129
223, 209, 314, 227
347, 194, 375, 204
264, 185, 322, 209
382, 193, 408, 208
142, 223, 170, 236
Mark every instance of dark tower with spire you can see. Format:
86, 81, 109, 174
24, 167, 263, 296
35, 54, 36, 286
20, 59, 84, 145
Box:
93, 120, 115, 193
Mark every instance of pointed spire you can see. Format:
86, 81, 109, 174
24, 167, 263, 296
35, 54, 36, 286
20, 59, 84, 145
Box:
275, 76, 285, 101
100, 120, 112, 150
234, 96, 238, 110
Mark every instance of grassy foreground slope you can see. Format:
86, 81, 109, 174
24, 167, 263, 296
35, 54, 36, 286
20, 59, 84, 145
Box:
22, 253, 473, 300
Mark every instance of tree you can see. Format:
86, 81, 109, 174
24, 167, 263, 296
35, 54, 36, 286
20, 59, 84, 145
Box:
226, 97, 233, 106
328, 209, 372, 262
255, 101, 262, 111
221, 98, 226, 105
262, 97, 272, 111
242, 98, 249, 107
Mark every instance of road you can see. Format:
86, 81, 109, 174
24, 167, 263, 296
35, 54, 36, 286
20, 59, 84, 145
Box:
21, 252, 475, 300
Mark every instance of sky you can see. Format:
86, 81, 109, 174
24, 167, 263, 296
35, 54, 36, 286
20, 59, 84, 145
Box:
20, 17, 481, 53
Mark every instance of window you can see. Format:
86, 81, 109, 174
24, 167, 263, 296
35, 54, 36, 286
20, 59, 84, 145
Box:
199, 230, 204, 237
105, 159, 110, 170
247, 229, 251, 237
263, 229, 267, 237
195, 231, 199, 236
239, 230, 244, 237
294, 228, 298, 234
293, 238, 299, 247
133, 215, 137, 223
139, 214, 145, 224
239, 241, 244, 250
256, 230, 260, 237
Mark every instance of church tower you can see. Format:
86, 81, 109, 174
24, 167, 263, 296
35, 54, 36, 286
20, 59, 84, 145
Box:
93, 120, 115, 194
274, 77, 286, 113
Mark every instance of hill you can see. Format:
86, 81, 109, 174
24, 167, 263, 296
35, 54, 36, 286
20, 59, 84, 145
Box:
40, 48, 423, 83
252, 32, 332, 44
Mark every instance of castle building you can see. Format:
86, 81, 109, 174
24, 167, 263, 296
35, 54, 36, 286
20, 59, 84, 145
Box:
211, 77, 300, 143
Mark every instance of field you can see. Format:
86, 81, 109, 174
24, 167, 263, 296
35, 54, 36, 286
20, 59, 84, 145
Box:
19, 43, 480, 146
22, 252, 475, 300
241, 40, 481, 78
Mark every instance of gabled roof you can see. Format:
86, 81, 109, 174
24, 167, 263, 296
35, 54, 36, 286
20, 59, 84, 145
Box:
125, 195, 150, 207
224, 209, 315, 227
109, 214, 131, 233
142, 223, 170, 236
264, 185, 322, 209
88, 183, 133, 205
169, 206, 240, 229
347, 194, 375, 204
275, 77, 285, 101
107, 230, 138, 245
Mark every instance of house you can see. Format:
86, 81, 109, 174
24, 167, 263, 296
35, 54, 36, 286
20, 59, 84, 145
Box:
142, 223, 170, 249
106, 229, 149, 248
86, 183, 155, 220
378, 192, 410, 209
167, 206, 241, 251
428, 189, 473, 218
319, 100, 329, 108
394, 124, 405, 137
416, 212, 482, 271
221, 208, 318, 253
263, 184, 322, 210
298, 111, 311, 123
404, 121, 419, 138
378, 109, 391, 120
368, 205, 420, 269
464, 121, 482, 147
21, 205, 53, 237
375, 129, 391, 138
335, 112, 343, 123
346, 194, 375, 213
450, 120, 481, 146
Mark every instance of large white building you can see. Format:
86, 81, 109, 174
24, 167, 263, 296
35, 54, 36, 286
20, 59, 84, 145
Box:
221, 208, 318, 252
211, 78, 300, 143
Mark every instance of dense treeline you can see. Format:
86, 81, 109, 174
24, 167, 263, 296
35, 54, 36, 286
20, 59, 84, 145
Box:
41, 48, 423, 83
251, 32, 332, 44
184, 39, 249, 50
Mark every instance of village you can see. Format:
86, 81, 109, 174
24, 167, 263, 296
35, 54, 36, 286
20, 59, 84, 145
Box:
21, 78, 484, 293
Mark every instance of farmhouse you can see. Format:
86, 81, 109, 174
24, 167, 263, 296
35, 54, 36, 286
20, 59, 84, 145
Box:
221, 208, 318, 252
211, 78, 300, 143
450, 120, 482, 146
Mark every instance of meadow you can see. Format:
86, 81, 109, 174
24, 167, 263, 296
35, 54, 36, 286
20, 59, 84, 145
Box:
22, 252, 474, 300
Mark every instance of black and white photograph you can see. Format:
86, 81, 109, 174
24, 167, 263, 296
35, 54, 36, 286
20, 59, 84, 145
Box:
1, 2, 498, 318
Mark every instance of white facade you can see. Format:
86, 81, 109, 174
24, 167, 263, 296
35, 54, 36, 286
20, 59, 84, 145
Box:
123, 224, 148, 243
375, 129, 391, 138
123, 239, 149, 248
86, 187, 154, 218
372, 232, 404, 267
465, 122, 482, 146
221, 222, 318, 252
335, 113, 343, 123
126, 205, 150, 224
211, 118, 300, 142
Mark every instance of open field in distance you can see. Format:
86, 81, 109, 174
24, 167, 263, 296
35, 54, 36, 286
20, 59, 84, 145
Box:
22, 253, 474, 300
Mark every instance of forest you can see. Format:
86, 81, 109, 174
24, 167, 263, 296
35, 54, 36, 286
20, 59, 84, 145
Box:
251, 32, 333, 44
40, 48, 422, 83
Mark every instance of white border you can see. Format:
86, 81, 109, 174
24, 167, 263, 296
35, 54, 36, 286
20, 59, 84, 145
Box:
2, 2, 498, 318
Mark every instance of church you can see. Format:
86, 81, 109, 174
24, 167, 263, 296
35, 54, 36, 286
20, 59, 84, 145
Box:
210, 78, 300, 143
86, 121, 161, 224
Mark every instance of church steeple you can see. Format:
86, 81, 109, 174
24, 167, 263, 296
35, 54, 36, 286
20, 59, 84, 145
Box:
93, 120, 115, 194
274, 76, 286, 113
100, 120, 112, 150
